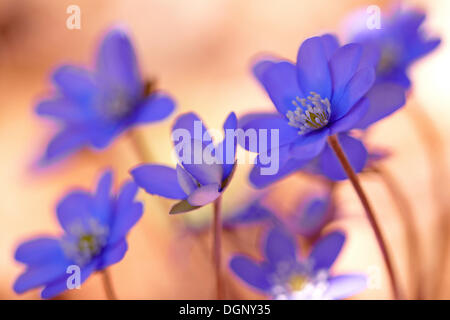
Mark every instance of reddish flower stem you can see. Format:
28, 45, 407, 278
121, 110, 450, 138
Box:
101, 269, 118, 300
213, 197, 224, 300
327, 135, 401, 300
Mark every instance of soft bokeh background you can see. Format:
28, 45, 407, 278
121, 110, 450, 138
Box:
0, 0, 449, 299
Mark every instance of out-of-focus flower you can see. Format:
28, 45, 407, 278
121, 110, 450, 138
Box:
13, 171, 143, 299
36, 28, 176, 165
351, 7, 441, 89
230, 227, 366, 300
131, 112, 237, 214
240, 34, 405, 186
290, 193, 334, 239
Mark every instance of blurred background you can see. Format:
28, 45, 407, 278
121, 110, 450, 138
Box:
0, 0, 449, 299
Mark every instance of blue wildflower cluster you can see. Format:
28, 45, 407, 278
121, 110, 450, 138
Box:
13, 4, 440, 300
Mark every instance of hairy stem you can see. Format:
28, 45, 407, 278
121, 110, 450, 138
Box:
327, 135, 400, 300
101, 269, 118, 300
372, 164, 423, 299
213, 197, 224, 299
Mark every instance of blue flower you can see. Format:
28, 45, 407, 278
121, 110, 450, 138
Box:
351, 7, 441, 89
240, 34, 406, 186
230, 227, 366, 300
13, 170, 143, 299
36, 28, 176, 165
131, 112, 237, 214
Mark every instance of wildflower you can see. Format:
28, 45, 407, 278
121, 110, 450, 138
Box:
13, 170, 143, 298
240, 34, 405, 186
230, 227, 366, 300
131, 112, 237, 214
36, 28, 175, 164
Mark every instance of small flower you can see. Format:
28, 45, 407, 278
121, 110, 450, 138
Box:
350, 6, 441, 89
230, 227, 366, 300
131, 112, 237, 214
13, 170, 143, 299
36, 28, 176, 165
240, 34, 405, 186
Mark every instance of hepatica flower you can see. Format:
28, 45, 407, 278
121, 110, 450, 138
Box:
36, 28, 175, 165
131, 112, 237, 214
351, 7, 441, 89
230, 227, 366, 300
240, 34, 405, 187
13, 171, 143, 299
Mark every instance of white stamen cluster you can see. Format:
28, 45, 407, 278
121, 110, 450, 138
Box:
286, 92, 331, 135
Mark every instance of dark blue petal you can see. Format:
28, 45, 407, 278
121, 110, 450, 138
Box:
295, 196, 331, 237
51, 65, 97, 105
324, 274, 366, 300
257, 61, 305, 115
329, 98, 369, 134
296, 37, 332, 99
135, 92, 176, 123
176, 164, 198, 195
130, 164, 187, 199
172, 112, 208, 143
289, 128, 329, 160
96, 28, 142, 98
230, 255, 272, 292
187, 183, 221, 206
36, 98, 89, 124
218, 112, 238, 180
319, 133, 368, 181
56, 191, 95, 233
356, 83, 406, 129
252, 59, 277, 84
308, 231, 345, 272
15, 237, 64, 266
94, 170, 113, 225
329, 44, 363, 105
331, 67, 375, 121
98, 240, 128, 270
40, 128, 89, 165
264, 227, 297, 267
319, 34, 340, 59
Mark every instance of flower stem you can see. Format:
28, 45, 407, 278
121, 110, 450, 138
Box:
407, 103, 450, 299
372, 164, 423, 299
213, 197, 224, 300
101, 269, 117, 300
327, 135, 400, 300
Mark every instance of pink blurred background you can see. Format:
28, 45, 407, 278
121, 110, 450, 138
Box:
0, 0, 449, 299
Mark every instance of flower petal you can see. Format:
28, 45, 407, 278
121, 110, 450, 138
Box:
135, 92, 176, 124
355, 83, 406, 129
264, 227, 297, 267
297, 37, 332, 99
93, 170, 113, 225
35, 98, 89, 123
218, 112, 238, 180
130, 164, 187, 199
329, 98, 369, 134
289, 128, 329, 160
230, 255, 272, 292
15, 238, 64, 266
319, 133, 368, 181
320, 34, 340, 59
187, 183, 221, 206
331, 67, 375, 121
56, 191, 95, 233
52, 65, 96, 104
308, 231, 345, 272
40, 128, 89, 165
98, 240, 128, 270
176, 164, 198, 195
324, 274, 367, 300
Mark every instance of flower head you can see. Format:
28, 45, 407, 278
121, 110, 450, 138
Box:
36, 28, 176, 165
230, 227, 366, 300
13, 170, 143, 299
240, 34, 406, 186
131, 112, 237, 214
350, 7, 441, 88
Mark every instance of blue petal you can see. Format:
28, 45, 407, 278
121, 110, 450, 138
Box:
229, 255, 272, 292
172, 112, 208, 143
56, 191, 95, 233
252, 59, 277, 84
258, 61, 305, 115
329, 98, 369, 134
224, 200, 274, 227
51, 65, 96, 105
176, 164, 198, 195
319, 34, 340, 59
40, 261, 97, 299
96, 28, 142, 98
135, 92, 176, 124
15, 237, 64, 266
296, 37, 332, 99
356, 83, 406, 129
331, 67, 375, 121
289, 128, 329, 160
264, 227, 297, 267
319, 133, 368, 181
130, 164, 187, 199
238, 112, 298, 153
109, 182, 143, 243
187, 183, 221, 206
329, 44, 363, 105
324, 274, 367, 300
218, 112, 238, 180
40, 128, 89, 165
94, 170, 113, 225
295, 196, 331, 237
98, 240, 128, 270
308, 231, 345, 272
36, 98, 89, 123
249, 157, 309, 189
